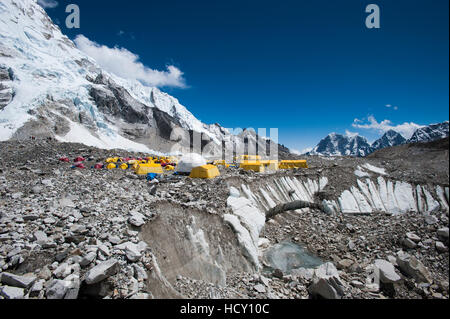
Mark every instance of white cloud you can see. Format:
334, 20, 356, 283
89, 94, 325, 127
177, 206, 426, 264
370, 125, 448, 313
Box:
352, 115, 424, 139
291, 147, 313, 155
386, 104, 399, 110
37, 0, 58, 9
74, 35, 186, 88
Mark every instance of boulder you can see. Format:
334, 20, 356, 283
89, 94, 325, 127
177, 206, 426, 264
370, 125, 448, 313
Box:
33, 231, 48, 245
254, 284, 266, 293
403, 238, 417, 249
396, 252, 432, 284
0, 286, 24, 299
80, 251, 97, 268
84, 259, 119, 285
337, 259, 354, 270
374, 259, 401, 284
437, 227, 449, 242
406, 232, 421, 243
46, 279, 68, 299
308, 263, 345, 299
435, 241, 448, 253
0, 272, 37, 289
291, 268, 315, 281
128, 212, 146, 227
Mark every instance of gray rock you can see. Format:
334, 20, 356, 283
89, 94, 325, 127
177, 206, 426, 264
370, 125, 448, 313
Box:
29, 279, 45, 298
84, 259, 119, 285
46, 279, 68, 299
63, 275, 80, 300
108, 235, 121, 245
374, 259, 401, 284
0, 272, 37, 289
128, 212, 146, 227
53, 263, 71, 279
80, 251, 97, 267
38, 266, 52, 280
259, 275, 270, 287
435, 241, 448, 253
33, 231, 48, 244
0, 286, 24, 299
132, 264, 148, 282
116, 242, 143, 262
309, 262, 344, 299
424, 215, 438, 225
337, 259, 354, 270
406, 232, 421, 243
254, 284, 266, 293
98, 244, 110, 257
350, 280, 365, 288
291, 268, 315, 281
437, 227, 449, 241
125, 244, 142, 262
403, 238, 417, 249
396, 251, 432, 284
31, 186, 43, 194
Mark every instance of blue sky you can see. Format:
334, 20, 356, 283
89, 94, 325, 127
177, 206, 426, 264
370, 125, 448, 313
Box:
40, 0, 449, 153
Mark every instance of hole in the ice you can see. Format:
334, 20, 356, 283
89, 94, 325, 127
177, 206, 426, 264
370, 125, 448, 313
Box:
262, 241, 324, 274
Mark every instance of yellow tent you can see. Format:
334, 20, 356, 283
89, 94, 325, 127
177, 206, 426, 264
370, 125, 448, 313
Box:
279, 160, 308, 169
189, 165, 220, 179
120, 163, 128, 170
261, 160, 279, 171
165, 165, 175, 171
135, 163, 164, 175
107, 163, 116, 170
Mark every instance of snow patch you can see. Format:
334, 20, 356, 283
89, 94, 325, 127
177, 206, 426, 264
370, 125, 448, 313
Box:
362, 164, 387, 175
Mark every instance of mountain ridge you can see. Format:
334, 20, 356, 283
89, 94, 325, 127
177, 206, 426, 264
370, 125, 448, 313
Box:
307, 121, 449, 157
0, 0, 285, 158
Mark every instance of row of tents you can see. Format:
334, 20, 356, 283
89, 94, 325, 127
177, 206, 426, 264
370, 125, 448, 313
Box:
59, 154, 307, 179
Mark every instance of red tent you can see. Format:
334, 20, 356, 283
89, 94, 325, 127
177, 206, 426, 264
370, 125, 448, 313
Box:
75, 163, 86, 169
94, 163, 103, 169
59, 157, 70, 163
74, 157, 86, 163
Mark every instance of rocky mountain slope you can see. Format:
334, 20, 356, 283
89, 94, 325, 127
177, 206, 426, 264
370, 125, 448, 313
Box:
0, 0, 284, 158
0, 138, 448, 300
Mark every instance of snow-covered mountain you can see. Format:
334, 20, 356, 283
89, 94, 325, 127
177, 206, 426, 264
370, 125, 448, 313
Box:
408, 121, 449, 144
0, 0, 283, 157
371, 130, 406, 151
308, 133, 374, 157
308, 121, 449, 157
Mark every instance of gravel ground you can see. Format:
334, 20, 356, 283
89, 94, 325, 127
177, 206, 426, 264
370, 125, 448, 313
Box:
0, 139, 448, 300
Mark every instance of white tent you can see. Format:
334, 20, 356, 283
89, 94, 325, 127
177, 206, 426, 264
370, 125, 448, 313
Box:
176, 153, 207, 173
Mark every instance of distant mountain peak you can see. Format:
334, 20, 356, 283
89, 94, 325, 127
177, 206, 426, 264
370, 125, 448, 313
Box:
371, 130, 406, 151
308, 132, 373, 157
408, 121, 449, 144
309, 121, 448, 157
